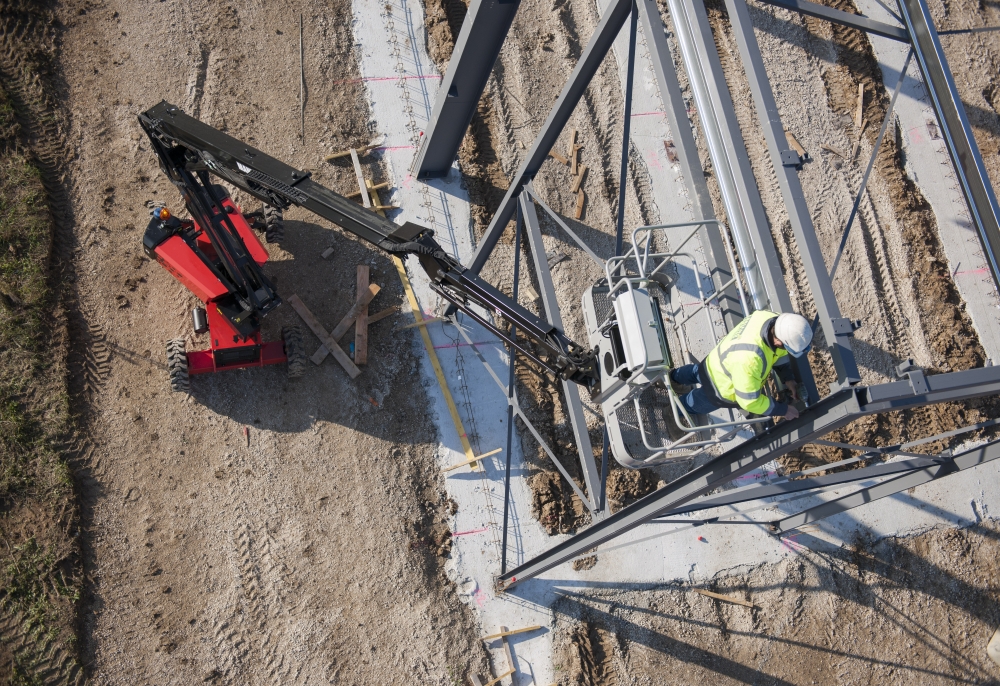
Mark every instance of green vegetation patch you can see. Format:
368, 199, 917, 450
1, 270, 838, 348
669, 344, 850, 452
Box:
0, 75, 81, 679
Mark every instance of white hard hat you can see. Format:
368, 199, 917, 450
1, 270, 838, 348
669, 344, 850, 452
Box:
775, 313, 813, 357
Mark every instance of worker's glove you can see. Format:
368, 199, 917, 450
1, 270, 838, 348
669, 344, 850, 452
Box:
783, 405, 800, 421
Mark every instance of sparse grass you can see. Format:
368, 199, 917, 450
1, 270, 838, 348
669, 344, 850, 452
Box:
0, 60, 81, 680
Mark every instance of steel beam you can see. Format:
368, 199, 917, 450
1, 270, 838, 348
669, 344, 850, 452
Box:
521, 192, 601, 510
723, 0, 861, 385
413, 0, 523, 178
497, 364, 1000, 588
770, 438, 1000, 532
898, 0, 1000, 298
667, 0, 777, 318
468, 0, 633, 275
755, 0, 909, 42
636, 0, 743, 331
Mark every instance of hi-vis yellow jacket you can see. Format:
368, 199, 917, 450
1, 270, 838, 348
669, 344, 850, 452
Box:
703, 310, 786, 415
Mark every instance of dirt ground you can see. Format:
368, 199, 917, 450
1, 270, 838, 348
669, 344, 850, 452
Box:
56, 0, 487, 682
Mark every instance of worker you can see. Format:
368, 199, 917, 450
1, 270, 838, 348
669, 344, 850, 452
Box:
669, 310, 812, 421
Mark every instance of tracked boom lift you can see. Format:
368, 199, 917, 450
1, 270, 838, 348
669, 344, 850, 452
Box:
140, 101, 801, 469
139, 101, 602, 394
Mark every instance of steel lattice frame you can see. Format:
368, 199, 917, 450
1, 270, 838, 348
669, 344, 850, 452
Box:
416, 0, 1000, 589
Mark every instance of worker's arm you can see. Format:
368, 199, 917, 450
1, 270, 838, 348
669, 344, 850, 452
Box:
730, 359, 788, 417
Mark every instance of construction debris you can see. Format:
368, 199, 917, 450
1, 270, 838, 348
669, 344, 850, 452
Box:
548, 149, 568, 165
821, 143, 847, 158
321, 247, 335, 259
575, 189, 586, 220
664, 138, 679, 163
571, 165, 588, 193
784, 129, 807, 160
396, 315, 447, 330
289, 294, 362, 378
355, 265, 370, 365
693, 588, 756, 608
546, 250, 568, 269
304, 283, 380, 366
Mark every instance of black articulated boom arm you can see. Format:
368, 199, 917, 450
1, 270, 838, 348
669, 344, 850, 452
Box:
139, 101, 600, 391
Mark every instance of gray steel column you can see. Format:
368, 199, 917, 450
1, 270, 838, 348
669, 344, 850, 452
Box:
520, 191, 601, 510
666, 0, 782, 317
723, 0, 861, 385
898, 0, 1000, 298
497, 364, 1000, 588
468, 0, 634, 274
636, 0, 742, 330
413, 0, 523, 179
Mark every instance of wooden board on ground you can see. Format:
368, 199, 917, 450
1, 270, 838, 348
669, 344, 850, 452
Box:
442, 448, 502, 472
575, 189, 586, 219
481, 625, 543, 641
693, 587, 756, 608
288, 294, 361, 378
500, 625, 515, 675
855, 82, 865, 128
785, 129, 806, 159
309, 284, 381, 365
324, 141, 379, 161
355, 265, 369, 365
350, 148, 371, 208
367, 306, 399, 325
571, 165, 588, 193
548, 149, 568, 165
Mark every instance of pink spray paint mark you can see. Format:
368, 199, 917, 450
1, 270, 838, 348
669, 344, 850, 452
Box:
473, 587, 488, 607
646, 148, 663, 171
954, 267, 989, 277
908, 127, 925, 145
376, 145, 417, 153
631, 110, 666, 118
402, 174, 415, 190
452, 526, 489, 537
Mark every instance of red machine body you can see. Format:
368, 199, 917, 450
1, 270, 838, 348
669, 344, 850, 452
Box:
147, 193, 290, 381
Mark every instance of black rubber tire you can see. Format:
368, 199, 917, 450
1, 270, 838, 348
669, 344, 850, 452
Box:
283, 326, 306, 379
264, 205, 284, 244
166, 338, 190, 392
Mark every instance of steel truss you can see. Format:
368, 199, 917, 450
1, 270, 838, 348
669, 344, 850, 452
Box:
419, 0, 1000, 589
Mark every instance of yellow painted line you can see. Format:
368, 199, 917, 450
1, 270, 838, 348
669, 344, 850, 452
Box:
392, 256, 479, 471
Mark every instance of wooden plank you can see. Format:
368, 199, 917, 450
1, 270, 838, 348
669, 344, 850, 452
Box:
570, 143, 582, 175
693, 588, 756, 608
308, 284, 381, 365
481, 625, 543, 641
574, 189, 586, 220
855, 82, 865, 128
324, 141, 379, 162
346, 181, 389, 198
851, 118, 868, 161
367, 306, 399, 325
350, 148, 371, 208
821, 143, 847, 158
355, 265, 370, 365
482, 670, 514, 686
571, 165, 588, 193
442, 448, 503, 472
784, 129, 806, 159
288, 294, 361, 378
664, 139, 678, 163
566, 128, 577, 161
548, 150, 568, 165
500, 625, 515, 676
